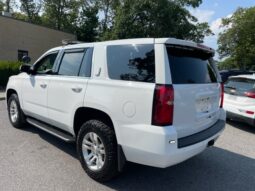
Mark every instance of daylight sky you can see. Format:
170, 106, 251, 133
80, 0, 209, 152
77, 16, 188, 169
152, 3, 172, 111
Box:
190, 0, 255, 59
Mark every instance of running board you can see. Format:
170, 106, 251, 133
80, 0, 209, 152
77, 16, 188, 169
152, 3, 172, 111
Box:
26, 118, 75, 142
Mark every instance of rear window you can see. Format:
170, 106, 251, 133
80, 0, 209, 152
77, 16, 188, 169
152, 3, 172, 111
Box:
167, 46, 217, 84
224, 77, 255, 95
107, 44, 155, 83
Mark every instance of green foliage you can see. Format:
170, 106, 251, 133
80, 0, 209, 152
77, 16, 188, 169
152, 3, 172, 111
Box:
6, 0, 212, 44
218, 7, 255, 70
32, 0, 211, 43
5, 0, 11, 12
12, 12, 29, 21
42, 0, 82, 31
218, 57, 238, 70
76, 6, 99, 42
176, 0, 203, 8
20, 0, 42, 24
0, 61, 22, 87
0, 0, 4, 12
104, 0, 211, 42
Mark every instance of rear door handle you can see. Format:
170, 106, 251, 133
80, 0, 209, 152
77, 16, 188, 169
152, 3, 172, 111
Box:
40, 84, 47, 89
71, 87, 82, 93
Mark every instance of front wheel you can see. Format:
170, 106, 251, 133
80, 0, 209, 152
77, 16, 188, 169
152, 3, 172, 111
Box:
77, 120, 118, 182
7, 94, 26, 128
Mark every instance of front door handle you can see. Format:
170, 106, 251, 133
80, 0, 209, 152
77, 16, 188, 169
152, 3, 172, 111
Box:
71, 87, 82, 93
40, 84, 47, 89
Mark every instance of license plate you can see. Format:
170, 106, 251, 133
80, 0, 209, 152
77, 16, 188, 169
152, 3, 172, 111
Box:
197, 97, 211, 112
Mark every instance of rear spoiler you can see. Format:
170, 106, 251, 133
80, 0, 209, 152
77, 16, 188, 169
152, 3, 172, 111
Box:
157, 38, 215, 55
166, 44, 215, 57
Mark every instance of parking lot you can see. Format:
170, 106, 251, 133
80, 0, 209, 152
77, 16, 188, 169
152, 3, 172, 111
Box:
0, 100, 255, 191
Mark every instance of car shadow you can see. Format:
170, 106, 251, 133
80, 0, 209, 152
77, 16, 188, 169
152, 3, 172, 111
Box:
21, 123, 78, 159
105, 147, 255, 191
21, 123, 255, 191
227, 120, 255, 134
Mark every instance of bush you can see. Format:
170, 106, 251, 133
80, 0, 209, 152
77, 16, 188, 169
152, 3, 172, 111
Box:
0, 61, 22, 87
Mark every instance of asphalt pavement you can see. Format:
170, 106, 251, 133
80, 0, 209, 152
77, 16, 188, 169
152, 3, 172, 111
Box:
0, 101, 255, 191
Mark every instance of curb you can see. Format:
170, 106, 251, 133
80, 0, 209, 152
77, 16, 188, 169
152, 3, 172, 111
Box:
0, 97, 5, 101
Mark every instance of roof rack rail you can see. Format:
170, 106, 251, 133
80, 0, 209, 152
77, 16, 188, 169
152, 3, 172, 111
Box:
62, 39, 84, 45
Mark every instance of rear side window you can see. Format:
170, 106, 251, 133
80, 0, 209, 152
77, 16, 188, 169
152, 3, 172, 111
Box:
58, 50, 84, 76
167, 46, 217, 84
224, 78, 255, 96
107, 44, 155, 83
79, 48, 93, 77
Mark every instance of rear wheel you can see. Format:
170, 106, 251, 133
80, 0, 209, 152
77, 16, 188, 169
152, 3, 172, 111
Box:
7, 94, 26, 128
77, 120, 118, 182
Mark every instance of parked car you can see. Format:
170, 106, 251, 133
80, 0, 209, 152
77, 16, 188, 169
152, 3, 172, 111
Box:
6, 38, 226, 182
220, 70, 253, 83
224, 74, 255, 126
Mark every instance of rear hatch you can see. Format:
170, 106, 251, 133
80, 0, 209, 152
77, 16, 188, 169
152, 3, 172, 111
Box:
166, 45, 221, 138
224, 77, 255, 113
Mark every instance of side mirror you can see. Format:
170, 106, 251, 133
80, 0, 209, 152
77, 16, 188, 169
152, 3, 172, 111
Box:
22, 55, 31, 63
20, 64, 32, 74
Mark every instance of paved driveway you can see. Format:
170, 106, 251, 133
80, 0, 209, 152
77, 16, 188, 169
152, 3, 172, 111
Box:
0, 101, 255, 191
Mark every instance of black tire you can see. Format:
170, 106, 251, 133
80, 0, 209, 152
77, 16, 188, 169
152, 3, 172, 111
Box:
7, 94, 26, 128
77, 120, 118, 182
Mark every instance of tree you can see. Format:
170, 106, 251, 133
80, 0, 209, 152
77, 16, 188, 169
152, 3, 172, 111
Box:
0, 0, 4, 12
42, 0, 81, 31
2, 0, 16, 12
218, 7, 255, 70
218, 57, 238, 70
97, 0, 119, 33
76, 5, 99, 42
20, 0, 42, 24
83, 0, 119, 38
101, 0, 211, 42
12, 12, 29, 21
6, 0, 212, 44
5, 0, 11, 12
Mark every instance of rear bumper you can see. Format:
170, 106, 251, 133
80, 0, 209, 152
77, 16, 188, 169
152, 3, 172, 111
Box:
224, 100, 255, 126
178, 120, 225, 148
119, 110, 226, 168
227, 111, 255, 126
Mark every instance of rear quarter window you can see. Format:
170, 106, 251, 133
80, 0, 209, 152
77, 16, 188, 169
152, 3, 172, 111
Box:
107, 44, 155, 83
167, 46, 217, 84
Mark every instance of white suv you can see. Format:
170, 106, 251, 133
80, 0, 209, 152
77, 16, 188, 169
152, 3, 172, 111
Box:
6, 38, 226, 181
224, 74, 255, 125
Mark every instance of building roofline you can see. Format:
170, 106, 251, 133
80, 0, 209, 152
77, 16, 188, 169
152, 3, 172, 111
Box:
0, 14, 75, 36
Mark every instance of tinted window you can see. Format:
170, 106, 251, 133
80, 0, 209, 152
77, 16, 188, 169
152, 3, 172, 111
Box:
224, 78, 255, 96
107, 44, 155, 83
36, 52, 58, 74
79, 48, 93, 77
59, 51, 84, 76
167, 46, 217, 84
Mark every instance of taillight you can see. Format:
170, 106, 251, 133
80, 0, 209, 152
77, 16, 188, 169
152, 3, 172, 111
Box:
244, 91, 255, 99
220, 83, 224, 108
152, 85, 174, 126
246, 110, 254, 115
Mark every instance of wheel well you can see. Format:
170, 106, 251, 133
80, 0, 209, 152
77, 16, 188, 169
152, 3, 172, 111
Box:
6, 89, 17, 101
73, 107, 115, 136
